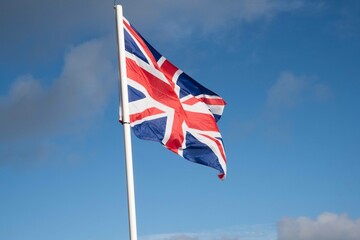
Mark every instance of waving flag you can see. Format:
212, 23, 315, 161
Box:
121, 18, 227, 179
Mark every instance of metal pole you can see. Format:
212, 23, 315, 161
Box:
114, 4, 138, 240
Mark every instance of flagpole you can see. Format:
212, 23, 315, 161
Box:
114, 4, 138, 240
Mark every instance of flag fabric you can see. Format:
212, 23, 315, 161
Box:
121, 18, 227, 179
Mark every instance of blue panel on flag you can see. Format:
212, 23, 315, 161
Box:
183, 132, 223, 171
124, 29, 148, 63
177, 73, 217, 98
128, 85, 146, 102
213, 114, 221, 122
142, 37, 162, 62
132, 117, 167, 142
122, 17, 227, 178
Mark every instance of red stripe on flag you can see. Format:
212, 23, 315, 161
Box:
200, 133, 226, 163
185, 111, 219, 132
197, 97, 226, 106
182, 97, 199, 105
164, 112, 185, 154
126, 57, 187, 153
126, 58, 179, 102
182, 96, 226, 106
130, 107, 165, 123
160, 59, 179, 84
123, 20, 159, 69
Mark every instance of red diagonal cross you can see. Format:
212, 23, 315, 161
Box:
125, 19, 221, 157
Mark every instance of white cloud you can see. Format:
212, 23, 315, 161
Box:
278, 212, 360, 240
266, 71, 333, 110
311, 83, 334, 102
0, 37, 116, 164
0, 38, 115, 140
267, 72, 307, 109
0, 0, 114, 66
139, 213, 360, 240
240, 71, 335, 144
144, 234, 199, 240
140, 224, 276, 240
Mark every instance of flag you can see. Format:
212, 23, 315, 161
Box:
121, 18, 227, 179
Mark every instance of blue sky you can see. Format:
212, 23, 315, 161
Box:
1, 1, 360, 239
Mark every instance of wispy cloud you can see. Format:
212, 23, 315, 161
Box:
0, 0, 305, 45
122, 0, 305, 41
278, 212, 360, 240
0, 0, 306, 70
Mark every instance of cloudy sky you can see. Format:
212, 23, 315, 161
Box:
1, 0, 360, 239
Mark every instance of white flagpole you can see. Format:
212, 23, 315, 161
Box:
114, 4, 138, 240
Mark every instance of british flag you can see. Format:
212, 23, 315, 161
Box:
121, 18, 227, 179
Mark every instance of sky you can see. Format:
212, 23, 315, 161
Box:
1, 0, 360, 239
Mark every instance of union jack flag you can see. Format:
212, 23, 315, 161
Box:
121, 18, 227, 179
